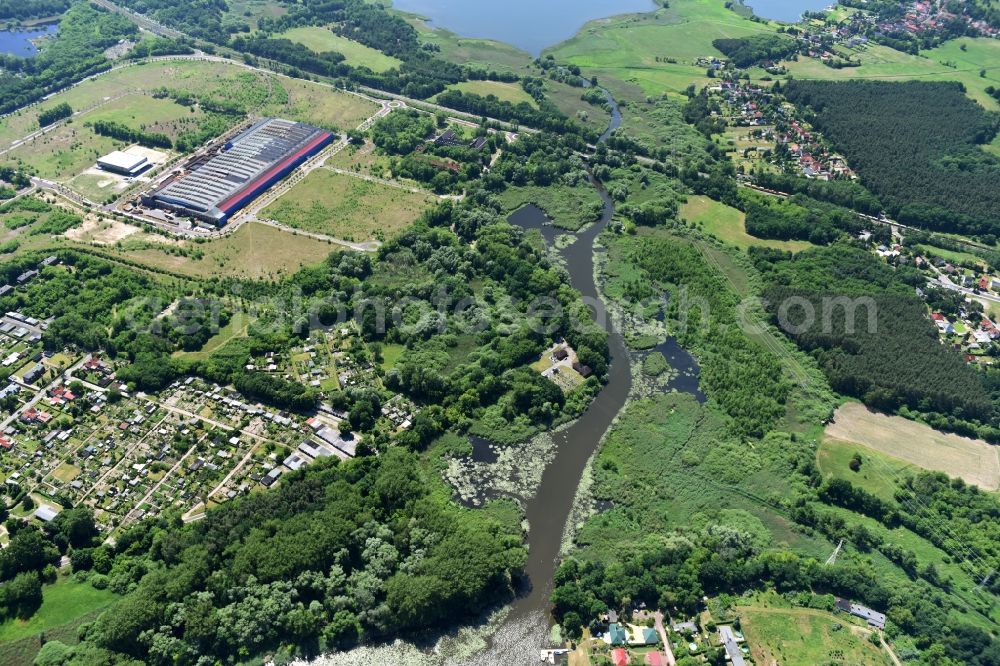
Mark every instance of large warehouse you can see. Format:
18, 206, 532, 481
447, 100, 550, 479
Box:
142, 118, 334, 226
97, 150, 149, 176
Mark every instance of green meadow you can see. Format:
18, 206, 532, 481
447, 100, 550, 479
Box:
278, 26, 403, 72
546, 0, 775, 97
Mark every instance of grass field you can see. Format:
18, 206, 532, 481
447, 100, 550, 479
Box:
262, 169, 435, 241
111, 222, 339, 280
817, 436, 919, 502
546, 0, 775, 97
51, 463, 81, 483
4, 94, 195, 180
173, 310, 253, 362
914, 243, 986, 268
736, 592, 891, 666
680, 195, 812, 252
825, 403, 1000, 490
406, 16, 534, 74
0, 576, 117, 644
544, 79, 611, 135
435, 80, 538, 108
225, 0, 287, 30
782, 38, 1000, 111
278, 26, 402, 72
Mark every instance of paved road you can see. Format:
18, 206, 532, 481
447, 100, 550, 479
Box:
0, 355, 89, 431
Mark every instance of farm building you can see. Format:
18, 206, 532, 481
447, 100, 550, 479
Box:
97, 150, 149, 176
142, 118, 334, 226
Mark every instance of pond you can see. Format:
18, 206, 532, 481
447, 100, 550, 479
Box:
0, 23, 58, 58
392, 0, 656, 55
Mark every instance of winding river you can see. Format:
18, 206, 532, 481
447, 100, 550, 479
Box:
479, 89, 634, 662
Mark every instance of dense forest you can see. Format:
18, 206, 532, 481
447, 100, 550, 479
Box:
0, 0, 69, 21
56, 452, 526, 663
38, 102, 72, 128
113, 0, 230, 42
740, 190, 868, 245
751, 171, 883, 216
783, 80, 1000, 235
752, 243, 995, 425
712, 33, 799, 67
89, 119, 173, 150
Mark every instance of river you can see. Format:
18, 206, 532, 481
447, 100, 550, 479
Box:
304, 69, 692, 666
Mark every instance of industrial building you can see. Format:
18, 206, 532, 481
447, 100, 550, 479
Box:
142, 118, 334, 226
97, 150, 149, 176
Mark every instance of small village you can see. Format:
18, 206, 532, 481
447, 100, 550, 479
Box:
0, 264, 442, 545
711, 80, 856, 181
860, 232, 1000, 363
795, 0, 998, 65
541, 594, 886, 665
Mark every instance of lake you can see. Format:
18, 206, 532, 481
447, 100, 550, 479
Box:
744, 0, 835, 22
0, 24, 58, 58
392, 0, 656, 55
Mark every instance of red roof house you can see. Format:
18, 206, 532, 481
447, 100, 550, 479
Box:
644, 652, 666, 666
612, 648, 630, 666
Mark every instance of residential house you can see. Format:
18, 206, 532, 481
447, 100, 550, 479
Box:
626, 624, 660, 646
719, 625, 747, 666
835, 597, 886, 629
930, 313, 954, 335
22, 363, 46, 384
606, 623, 627, 646
611, 648, 630, 666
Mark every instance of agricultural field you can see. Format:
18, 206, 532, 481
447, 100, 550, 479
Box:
679, 195, 812, 252
278, 26, 403, 72
262, 169, 436, 242
736, 593, 891, 666
817, 436, 919, 502
546, 0, 775, 97
782, 37, 1000, 111
824, 402, 1000, 490
436, 80, 538, 108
